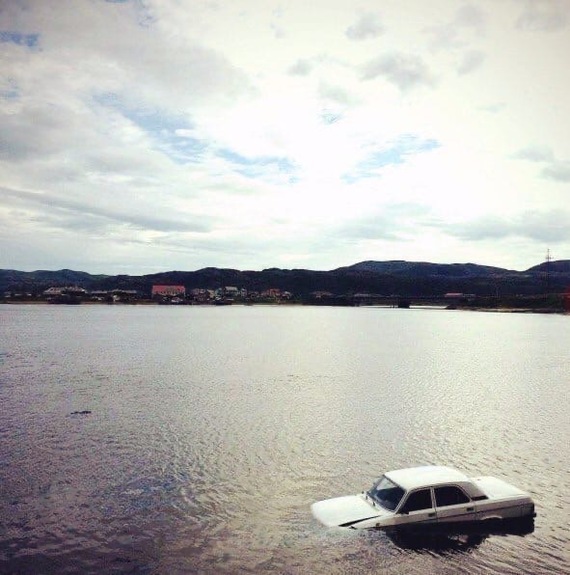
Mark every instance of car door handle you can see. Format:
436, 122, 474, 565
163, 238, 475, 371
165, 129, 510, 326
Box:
428, 512, 436, 517
466, 507, 474, 512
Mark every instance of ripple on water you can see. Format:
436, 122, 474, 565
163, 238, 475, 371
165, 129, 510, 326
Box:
1, 306, 569, 574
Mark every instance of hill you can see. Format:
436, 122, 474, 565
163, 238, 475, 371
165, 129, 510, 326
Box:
335, 260, 515, 277
2, 260, 569, 299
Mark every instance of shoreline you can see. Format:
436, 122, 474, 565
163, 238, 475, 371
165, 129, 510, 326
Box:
1, 300, 567, 314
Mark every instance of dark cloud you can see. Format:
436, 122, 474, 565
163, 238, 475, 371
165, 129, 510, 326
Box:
346, 14, 384, 41
361, 53, 435, 91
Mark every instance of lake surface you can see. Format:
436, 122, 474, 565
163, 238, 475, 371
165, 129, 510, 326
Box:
1, 304, 569, 574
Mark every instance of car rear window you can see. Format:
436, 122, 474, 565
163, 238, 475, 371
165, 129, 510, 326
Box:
435, 486, 470, 507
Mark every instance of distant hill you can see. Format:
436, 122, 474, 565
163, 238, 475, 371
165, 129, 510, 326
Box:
1, 260, 569, 298
526, 260, 570, 273
334, 260, 515, 277
0, 269, 109, 291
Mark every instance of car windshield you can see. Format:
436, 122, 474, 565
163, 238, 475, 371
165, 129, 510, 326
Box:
367, 475, 405, 511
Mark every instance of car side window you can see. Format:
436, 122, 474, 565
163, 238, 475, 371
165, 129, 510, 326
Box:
435, 486, 470, 507
400, 489, 432, 513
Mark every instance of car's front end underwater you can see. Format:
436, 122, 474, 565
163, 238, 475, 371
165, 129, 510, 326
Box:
310, 493, 394, 529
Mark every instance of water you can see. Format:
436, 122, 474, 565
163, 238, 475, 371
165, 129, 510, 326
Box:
0, 304, 569, 574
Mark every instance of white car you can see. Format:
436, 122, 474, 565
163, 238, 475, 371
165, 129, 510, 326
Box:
311, 465, 535, 530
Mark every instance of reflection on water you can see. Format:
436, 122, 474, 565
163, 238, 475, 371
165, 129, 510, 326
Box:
388, 530, 489, 554
385, 517, 535, 554
0, 305, 569, 574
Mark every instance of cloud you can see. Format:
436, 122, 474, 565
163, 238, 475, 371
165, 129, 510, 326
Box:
1, 0, 570, 274
2, 1, 252, 112
336, 204, 433, 241
455, 4, 487, 31
513, 146, 570, 181
361, 52, 435, 91
456, 50, 485, 75
318, 82, 355, 106
1, 186, 211, 234
446, 211, 570, 243
346, 13, 384, 40
542, 161, 570, 182
288, 59, 313, 76
427, 4, 487, 50
516, 0, 569, 31
513, 145, 555, 163
444, 216, 512, 241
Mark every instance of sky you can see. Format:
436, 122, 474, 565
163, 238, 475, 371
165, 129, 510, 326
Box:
1, 0, 570, 274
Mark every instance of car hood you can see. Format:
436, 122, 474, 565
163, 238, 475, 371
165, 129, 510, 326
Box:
311, 494, 386, 527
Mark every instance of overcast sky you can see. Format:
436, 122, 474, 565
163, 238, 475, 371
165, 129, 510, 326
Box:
1, 0, 569, 274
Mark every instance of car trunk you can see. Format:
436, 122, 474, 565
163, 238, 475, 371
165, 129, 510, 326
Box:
472, 476, 529, 499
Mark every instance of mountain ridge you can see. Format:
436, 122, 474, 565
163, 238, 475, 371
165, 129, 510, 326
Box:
2, 260, 569, 298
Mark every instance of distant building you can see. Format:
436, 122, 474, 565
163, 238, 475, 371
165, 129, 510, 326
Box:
261, 288, 281, 298
151, 285, 186, 298
189, 288, 213, 303
311, 291, 333, 299
43, 286, 87, 296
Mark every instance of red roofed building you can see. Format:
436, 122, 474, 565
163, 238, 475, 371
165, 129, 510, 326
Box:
152, 285, 186, 298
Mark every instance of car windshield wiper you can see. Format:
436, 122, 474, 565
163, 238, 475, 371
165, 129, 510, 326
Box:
365, 490, 379, 507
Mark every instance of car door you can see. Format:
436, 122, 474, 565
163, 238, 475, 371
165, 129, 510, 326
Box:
392, 488, 437, 527
434, 485, 478, 524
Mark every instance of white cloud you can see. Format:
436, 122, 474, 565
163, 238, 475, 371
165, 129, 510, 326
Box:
542, 162, 570, 182
345, 13, 385, 40
426, 3, 487, 51
516, 0, 570, 31
514, 145, 555, 163
361, 52, 435, 91
288, 59, 313, 76
456, 50, 485, 75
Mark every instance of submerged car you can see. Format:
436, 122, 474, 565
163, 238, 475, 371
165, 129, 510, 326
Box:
311, 465, 535, 530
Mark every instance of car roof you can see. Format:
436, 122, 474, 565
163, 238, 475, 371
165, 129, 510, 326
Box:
385, 466, 470, 491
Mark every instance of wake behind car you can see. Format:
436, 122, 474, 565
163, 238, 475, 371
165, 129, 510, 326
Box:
311, 465, 535, 530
